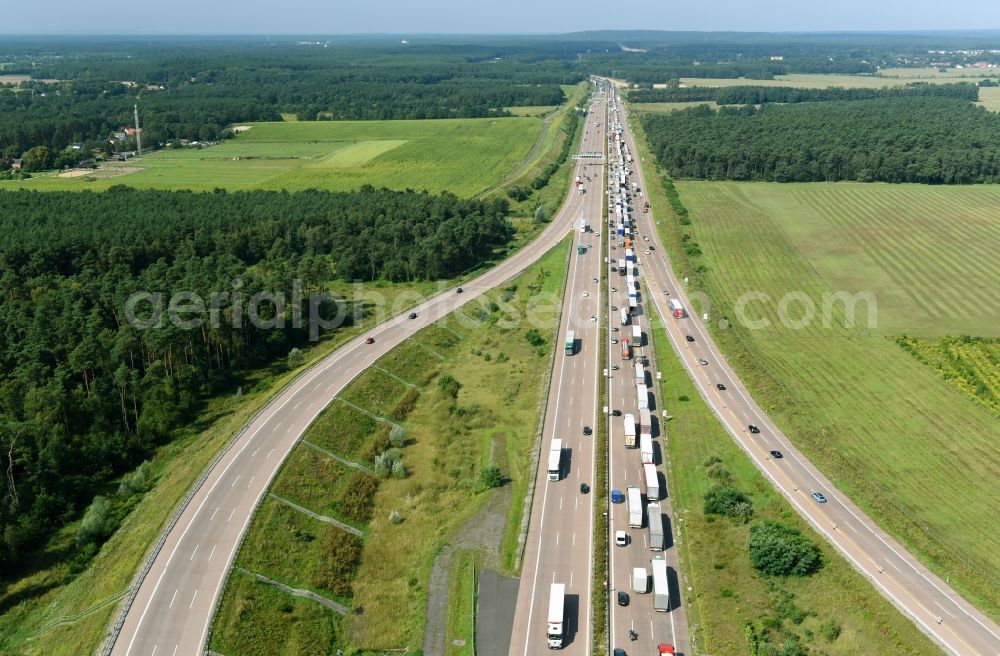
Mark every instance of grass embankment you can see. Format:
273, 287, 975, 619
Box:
444, 552, 476, 656
0, 118, 542, 196
668, 181, 1000, 620
648, 310, 938, 654
208, 238, 572, 654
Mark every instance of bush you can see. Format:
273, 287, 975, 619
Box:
388, 424, 406, 448
117, 460, 153, 497
705, 461, 732, 483
77, 495, 115, 546
389, 510, 403, 524
480, 464, 503, 488
524, 329, 546, 347
819, 618, 842, 642
437, 373, 461, 399
391, 459, 408, 479
533, 205, 548, 224
748, 521, 822, 577
703, 484, 751, 518
287, 347, 304, 369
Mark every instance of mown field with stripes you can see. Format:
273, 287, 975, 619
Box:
673, 180, 1000, 621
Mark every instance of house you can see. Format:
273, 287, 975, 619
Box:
124, 127, 143, 136
10, 159, 22, 171
145, 83, 162, 91
110, 131, 128, 143
71, 143, 83, 150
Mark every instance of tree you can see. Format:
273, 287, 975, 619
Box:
533, 205, 548, 224
524, 329, 546, 347
748, 521, 822, 577
437, 373, 461, 399
77, 496, 115, 546
703, 484, 751, 518
21, 145, 53, 171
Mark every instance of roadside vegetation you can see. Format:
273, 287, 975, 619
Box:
630, 109, 1000, 624
208, 239, 571, 654
647, 310, 938, 655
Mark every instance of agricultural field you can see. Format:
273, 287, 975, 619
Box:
504, 105, 558, 117
667, 179, 1000, 620
678, 72, 974, 89
631, 101, 720, 113
0, 118, 543, 197
209, 239, 571, 654
648, 309, 937, 655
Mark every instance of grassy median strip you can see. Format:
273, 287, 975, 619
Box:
445, 551, 477, 656
208, 237, 572, 654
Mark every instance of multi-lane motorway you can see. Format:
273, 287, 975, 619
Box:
614, 88, 1000, 656
107, 90, 610, 656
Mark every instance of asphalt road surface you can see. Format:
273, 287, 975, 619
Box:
615, 88, 1000, 656
605, 97, 691, 656
108, 89, 609, 656
506, 95, 607, 656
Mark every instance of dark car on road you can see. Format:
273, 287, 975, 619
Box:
365, 337, 375, 344
408, 312, 417, 319
716, 383, 726, 390
685, 335, 695, 342
580, 483, 590, 494
748, 424, 760, 434
770, 450, 783, 459
583, 425, 592, 436
617, 591, 630, 606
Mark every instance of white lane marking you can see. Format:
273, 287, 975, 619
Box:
208, 545, 217, 562
273, 422, 281, 432
231, 475, 240, 488
326, 382, 336, 391
210, 507, 219, 521
168, 589, 177, 608
189, 545, 199, 561
251, 447, 260, 457
189, 589, 198, 609
888, 559, 903, 573
555, 533, 560, 546
266, 448, 274, 459
247, 475, 255, 488
293, 401, 301, 410
228, 508, 236, 523
572, 532, 576, 546
151, 646, 157, 656
935, 601, 956, 618
171, 646, 178, 656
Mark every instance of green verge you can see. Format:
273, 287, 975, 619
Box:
647, 310, 938, 654
444, 551, 477, 656
208, 237, 573, 654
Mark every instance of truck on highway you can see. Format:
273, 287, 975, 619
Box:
639, 408, 652, 436
564, 330, 575, 356
623, 413, 637, 448
634, 362, 645, 384
547, 583, 566, 648
628, 297, 637, 315
668, 298, 685, 318
640, 434, 654, 465
651, 558, 669, 611
621, 337, 631, 360
636, 383, 648, 410
578, 218, 588, 233
575, 175, 582, 187
625, 248, 634, 263
648, 502, 664, 551
619, 307, 629, 326
632, 325, 642, 346
632, 567, 649, 593
547, 439, 562, 482
617, 258, 626, 275
644, 462, 659, 500
627, 485, 643, 527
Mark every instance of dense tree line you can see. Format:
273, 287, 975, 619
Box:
629, 82, 979, 104
643, 97, 1000, 184
0, 186, 513, 570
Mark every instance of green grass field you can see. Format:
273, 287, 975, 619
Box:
0, 118, 543, 197
678, 72, 977, 89
208, 238, 571, 653
648, 310, 937, 654
631, 101, 720, 113
504, 105, 558, 117
665, 180, 1000, 621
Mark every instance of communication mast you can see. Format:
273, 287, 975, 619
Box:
133, 104, 142, 155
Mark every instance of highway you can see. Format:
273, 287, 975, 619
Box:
106, 87, 609, 656
506, 93, 607, 656
604, 94, 690, 656
615, 86, 1000, 656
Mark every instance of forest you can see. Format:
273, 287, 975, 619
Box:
0, 186, 513, 570
629, 82, 981, 104
642, 97, 1000, 184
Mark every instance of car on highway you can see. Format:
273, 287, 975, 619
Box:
611, 409, 621, 416
611, 326, 619, 332
649, 245, 655, 250
590, 315, 597, 322
617, 590, 630, 606
593, 277, 599, 283
811, 491, 828, 503
610, 287, 617, 292
580, 483, 590, 494
698, 358, 708, 365
770, 450, 783, 459
657, 645, 676, 655
365, 337, 375, 344
613, 649, 627, 656
644, 249, 650, 255
685, 335, 695, 342
615, 530, 627, 547
611, 364, 619, 371
456, 287, 463, 293
583, 291, 589, 297
716, 383, 727, 391
611, 305, 618, 311
748, 424, 760, 434
611, 338, 618, 344
408, 312, 417, 319
583, 425, 592, 436
611, 489, 625, 503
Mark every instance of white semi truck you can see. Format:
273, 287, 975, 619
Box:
640, 434, 654, 465
651, 558, 669, 611
627, 485, 643, 528
643, 462, 659, 500
632, 566, 649, 593
636, 383, 648, 410
547, 438, 562, 482
547, 583, 565, 648
638, 408, 652, 437
623, 413, 637, 448
648, 502, 664, 551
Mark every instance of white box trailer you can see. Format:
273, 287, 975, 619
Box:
547, 438, 562, 482
636, 382, 648, 410
651, 558, 669, 611
648, 502, 664, 551
639, 408, 652, 436
627, 485, 643, 528
547, 583, 565, 647
634, 362, 645, 384
632, 567, 649, 593
632, 325, 642, 345
623, 413, 637, 448
643, 462, 659, 500
640, 434, 654, 465
619, 307, 629, 326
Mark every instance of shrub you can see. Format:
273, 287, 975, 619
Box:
77, 496, 115, 546
287, 347, 304, 369
819, 618, 842, 642
391, 459, 408, 479
388, 424, 406, 448
480, 464, 503, 488
437, 373, 461, 399
117, 460, 153, 497
706, 462, 732, 483
748, 521, 822, 577
703, 484, 751, 518
389, 510, 404, 525
524, 329, 546, 347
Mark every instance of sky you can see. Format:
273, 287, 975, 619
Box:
4, 0, 1000, 34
